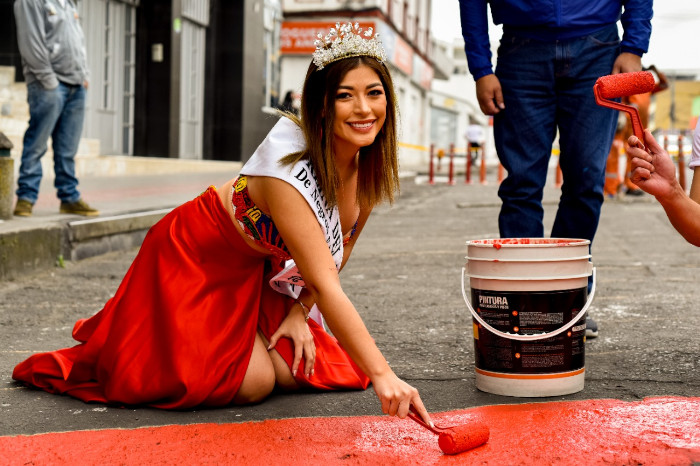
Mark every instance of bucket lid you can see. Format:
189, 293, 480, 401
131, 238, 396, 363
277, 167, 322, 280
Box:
466, 238, 590, 248
464, 254, 592, 263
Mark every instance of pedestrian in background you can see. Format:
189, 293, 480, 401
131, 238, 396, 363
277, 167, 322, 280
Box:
458, 0, 653, 337
465, 120, 485, 164
628, 121, 700, 246
12, 22, 433, 427
13, 0, 98, 217
280, 90, 300, 116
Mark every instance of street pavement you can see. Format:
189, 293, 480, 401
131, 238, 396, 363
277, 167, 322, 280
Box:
0, 163, 699, 459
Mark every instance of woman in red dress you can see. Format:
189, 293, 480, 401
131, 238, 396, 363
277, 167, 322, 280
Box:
13, 22, 433, 425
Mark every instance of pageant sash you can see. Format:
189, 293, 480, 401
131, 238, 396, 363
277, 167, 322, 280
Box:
240, 117, 343, 313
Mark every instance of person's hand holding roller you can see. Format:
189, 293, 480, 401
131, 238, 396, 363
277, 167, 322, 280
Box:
628, 129, 700, 247
628, 129, 681, 202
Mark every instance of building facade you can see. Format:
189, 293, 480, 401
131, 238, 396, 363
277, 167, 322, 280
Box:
278, 0, 451, 169
0, 0, 278, 162
1, 0, 495, 169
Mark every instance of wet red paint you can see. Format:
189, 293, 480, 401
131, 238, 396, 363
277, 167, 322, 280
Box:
596, 71, 656, 99
438, 423, 490, 455
475, 238, 587, 247
2, 397, 699, 465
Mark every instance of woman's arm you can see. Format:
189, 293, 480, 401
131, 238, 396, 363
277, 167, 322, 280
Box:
257, 176, 432, 424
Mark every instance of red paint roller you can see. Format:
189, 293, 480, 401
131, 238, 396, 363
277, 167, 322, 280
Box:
594, 71, 656, 142
408, 406, 489, 455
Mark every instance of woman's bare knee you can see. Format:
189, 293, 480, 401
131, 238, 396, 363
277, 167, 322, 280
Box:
233, 334, 275, 404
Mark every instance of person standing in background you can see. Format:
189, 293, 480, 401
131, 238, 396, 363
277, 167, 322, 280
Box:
279, 90, 301, 117
13, 0, 98, 217
465, 120, 486, 165
458, 0, 653, 338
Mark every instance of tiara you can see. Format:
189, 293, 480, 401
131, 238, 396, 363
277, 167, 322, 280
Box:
312, 22, 387, 70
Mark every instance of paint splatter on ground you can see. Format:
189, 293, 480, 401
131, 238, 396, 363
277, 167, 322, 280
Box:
2, 397, 699, 465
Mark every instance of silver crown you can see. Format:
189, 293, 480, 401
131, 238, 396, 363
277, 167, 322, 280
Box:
312, 22, 387, 70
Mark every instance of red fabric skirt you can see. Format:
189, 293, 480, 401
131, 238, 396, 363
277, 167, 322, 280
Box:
12, 187, 369, 409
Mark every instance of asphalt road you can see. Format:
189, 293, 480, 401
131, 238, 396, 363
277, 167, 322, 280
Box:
1, 175, 699, 436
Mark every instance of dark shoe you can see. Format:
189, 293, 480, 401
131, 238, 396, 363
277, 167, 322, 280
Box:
60, 199, 99, 216
586, 316, 599, 339
625, 188, 645, 197
13, 199, 33, 217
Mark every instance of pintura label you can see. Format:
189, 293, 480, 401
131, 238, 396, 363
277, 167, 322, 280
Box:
471, 288, 587, 374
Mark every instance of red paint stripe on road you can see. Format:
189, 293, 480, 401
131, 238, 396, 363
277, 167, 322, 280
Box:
2, 396, 699, 465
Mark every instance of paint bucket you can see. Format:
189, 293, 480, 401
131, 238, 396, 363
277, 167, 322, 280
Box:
461, 238, 595, 397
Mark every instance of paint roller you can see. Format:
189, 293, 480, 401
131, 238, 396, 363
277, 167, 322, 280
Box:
408, 406, 489, 455
593, 71, 656, 143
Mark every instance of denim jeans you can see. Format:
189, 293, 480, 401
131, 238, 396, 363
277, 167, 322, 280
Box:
494, 24, 620, 243
16, 81, 86, 204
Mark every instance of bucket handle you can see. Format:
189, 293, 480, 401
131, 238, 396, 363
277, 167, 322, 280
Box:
461, 267, 596, 342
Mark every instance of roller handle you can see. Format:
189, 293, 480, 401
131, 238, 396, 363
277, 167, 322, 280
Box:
593, 84, 646, 144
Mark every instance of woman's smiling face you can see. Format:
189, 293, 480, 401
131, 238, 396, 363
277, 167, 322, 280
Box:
332, 64, 387, 157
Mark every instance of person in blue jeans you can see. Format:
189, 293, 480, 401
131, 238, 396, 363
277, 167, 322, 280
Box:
459, 0, 653, 338
13, 0, 98, 217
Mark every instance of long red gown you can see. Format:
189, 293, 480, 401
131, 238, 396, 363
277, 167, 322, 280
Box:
12, 187, 369, 408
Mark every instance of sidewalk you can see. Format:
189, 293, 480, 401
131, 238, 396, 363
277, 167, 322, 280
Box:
0, 157, 242, 280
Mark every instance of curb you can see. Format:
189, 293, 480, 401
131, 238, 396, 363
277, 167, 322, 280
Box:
0, 208, 173, 280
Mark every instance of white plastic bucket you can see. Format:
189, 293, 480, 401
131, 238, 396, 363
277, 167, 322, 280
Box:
462, 238, 595, 397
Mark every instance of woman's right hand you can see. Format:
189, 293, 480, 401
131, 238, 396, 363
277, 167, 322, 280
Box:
371, 370, 432, 427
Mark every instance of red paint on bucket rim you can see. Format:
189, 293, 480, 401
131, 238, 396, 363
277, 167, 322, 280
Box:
470, 238, 590, 247
2, 397, 699, 465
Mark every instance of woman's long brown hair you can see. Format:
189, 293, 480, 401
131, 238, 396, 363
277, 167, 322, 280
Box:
280, 56, 399, 209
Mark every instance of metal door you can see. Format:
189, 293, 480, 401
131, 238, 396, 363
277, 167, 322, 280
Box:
80, 0, 137, 155
178, 1, 209, 159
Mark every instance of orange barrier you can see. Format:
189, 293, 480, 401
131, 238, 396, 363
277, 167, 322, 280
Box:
663, 130, 687, 193
479, 148, 487, 185
555, 163, 563, 188
428, 144, 435, 185
466, 143, 473, 184
425, 143, 506, 186
448, 144, 456, 185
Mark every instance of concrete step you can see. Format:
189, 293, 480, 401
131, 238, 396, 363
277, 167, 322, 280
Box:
0, 208, 171, 280
0, 164, 241, 280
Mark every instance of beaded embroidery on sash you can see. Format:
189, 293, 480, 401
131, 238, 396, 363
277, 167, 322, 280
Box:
231, 175, 357, 262
231, 176, 290, 260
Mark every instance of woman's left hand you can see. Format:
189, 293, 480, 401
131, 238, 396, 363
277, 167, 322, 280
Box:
267, 306, 316, 378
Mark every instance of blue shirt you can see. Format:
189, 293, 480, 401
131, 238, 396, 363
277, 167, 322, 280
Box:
459, 0, 653, 80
